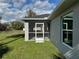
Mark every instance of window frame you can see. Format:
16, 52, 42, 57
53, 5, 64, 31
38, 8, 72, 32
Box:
61, 11, 73, 48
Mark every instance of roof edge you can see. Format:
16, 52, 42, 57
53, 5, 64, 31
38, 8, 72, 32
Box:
48, 0, 78, 20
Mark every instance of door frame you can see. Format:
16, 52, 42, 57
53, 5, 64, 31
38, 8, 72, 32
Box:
35, 23, 44, 42
24, 22, 29, 41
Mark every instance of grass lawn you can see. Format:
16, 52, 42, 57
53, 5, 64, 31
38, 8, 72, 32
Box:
0, 30, 62, 59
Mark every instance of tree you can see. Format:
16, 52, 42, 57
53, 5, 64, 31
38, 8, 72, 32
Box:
0, 16, 10, 31
27, 9, 36, 17
0, 23, 10, 31
11, 21, 24, 30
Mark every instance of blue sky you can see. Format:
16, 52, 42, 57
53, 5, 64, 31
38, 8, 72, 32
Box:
0, 0, 61, 23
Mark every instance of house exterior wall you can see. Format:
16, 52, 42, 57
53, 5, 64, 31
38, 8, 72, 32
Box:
50, 16, 71, 54
50, 3, 79, 55
73, 3, 79, 47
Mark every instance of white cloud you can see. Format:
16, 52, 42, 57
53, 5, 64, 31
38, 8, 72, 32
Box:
12, 0, 26, 3
4, 9, 26, 19
0, 2, 25, 20
1, 18, 17, 23
0, 0, 11, 3
0, 2, 11, 8
12, 0, 26, 8
32, 0, 56, 14
0, 0, 58, 21
22, 0, 56, 14
0, 9, 3, 13
34, 0, 56, 9
0, 0, 7, 2
33, 8, 53, 15
22, 4, 32, 10
10, 19, 16, 22
0, 1, 12, 14
1, 19, 8, 23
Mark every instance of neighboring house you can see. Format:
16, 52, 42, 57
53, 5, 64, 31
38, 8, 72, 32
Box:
22, 14, 50, 43
48, 0, 79, 59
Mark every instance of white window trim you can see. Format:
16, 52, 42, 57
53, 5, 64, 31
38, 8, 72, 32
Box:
62, 17, 73, 48
62, 30, 73, 49
63, 21, 73, 31
63, 23, 68, 30
64, 17, 72, 20
62, 43, 73, 49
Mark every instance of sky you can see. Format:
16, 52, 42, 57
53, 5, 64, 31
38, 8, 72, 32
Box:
0, 0, 61, 23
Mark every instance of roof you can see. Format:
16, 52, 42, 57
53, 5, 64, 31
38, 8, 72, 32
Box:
25, 14, 49, 18
21, 14, 49, 21
48, 0, 79, 20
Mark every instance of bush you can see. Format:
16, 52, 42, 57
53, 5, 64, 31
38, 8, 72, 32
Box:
0, 23, 9, 31
11, 21, 24, 30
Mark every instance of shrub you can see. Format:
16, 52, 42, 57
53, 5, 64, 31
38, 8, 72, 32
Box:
11, 21, 24, 30
0, 23, 9, 31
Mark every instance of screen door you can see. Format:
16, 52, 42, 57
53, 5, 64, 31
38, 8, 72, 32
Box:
35, 23, 44, 43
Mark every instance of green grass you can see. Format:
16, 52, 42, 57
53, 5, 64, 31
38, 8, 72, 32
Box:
0, 30, 61, 59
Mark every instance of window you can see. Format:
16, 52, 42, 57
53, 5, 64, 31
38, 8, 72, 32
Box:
62, 12, 73, 47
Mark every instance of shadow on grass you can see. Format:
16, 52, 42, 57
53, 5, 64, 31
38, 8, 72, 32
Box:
0, 34, 25, 59
1, 34, 24, 45
0, 44, 10, 59
6, 34, 24, 38
0, 34, 24, 41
